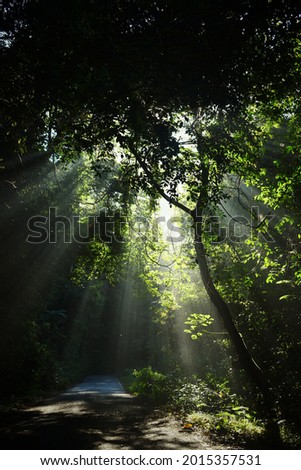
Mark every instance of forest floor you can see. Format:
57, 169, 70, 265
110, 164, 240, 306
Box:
0, 375, 232, 450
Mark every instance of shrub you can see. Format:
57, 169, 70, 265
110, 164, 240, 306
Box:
171, 376, 238, 414
129, 366, 169, 402
186, 409, 264, 441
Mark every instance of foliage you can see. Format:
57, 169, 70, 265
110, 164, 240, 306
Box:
129, 366, 244, 415
184, 313, 214, 340
129, 367, 169, 402
171, 375, 239, 415
128, 366, 267, 443
187, 411, 301, 448
1, 1, 301, 448
187, 410, 264, 442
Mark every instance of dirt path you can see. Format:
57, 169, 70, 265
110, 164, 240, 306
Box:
0, 376, 229, 450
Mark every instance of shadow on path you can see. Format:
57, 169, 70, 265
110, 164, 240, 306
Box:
0, 376, 225, 450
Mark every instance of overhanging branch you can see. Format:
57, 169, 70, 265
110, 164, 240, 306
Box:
135, 153, 193, 216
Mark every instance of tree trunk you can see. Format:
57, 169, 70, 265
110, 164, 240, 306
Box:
193, 221, 280, 440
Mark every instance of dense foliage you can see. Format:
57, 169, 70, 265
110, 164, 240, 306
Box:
1, 0, 301, 447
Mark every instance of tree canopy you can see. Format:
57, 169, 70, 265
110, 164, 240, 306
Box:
1, 0, 300, 162
1, 0, 301, 447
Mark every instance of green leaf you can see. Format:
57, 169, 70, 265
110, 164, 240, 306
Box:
279, 294, 292, 301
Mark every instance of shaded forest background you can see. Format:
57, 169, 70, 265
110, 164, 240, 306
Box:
1, 0, 301, 447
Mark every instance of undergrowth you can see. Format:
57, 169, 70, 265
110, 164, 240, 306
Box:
123, 366, 301, 448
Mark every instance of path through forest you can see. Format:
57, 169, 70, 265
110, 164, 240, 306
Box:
0, 375, 229, 450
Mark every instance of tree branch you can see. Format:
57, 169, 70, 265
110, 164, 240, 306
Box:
135, 153, 193, 216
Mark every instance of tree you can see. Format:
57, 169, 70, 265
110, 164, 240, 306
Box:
1, 0, 301, 432
116, 107, 283, 433
1, 0, 299, 163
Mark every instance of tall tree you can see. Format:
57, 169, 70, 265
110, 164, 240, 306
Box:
118, 107, 283, 431
1, 0, 300, 431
